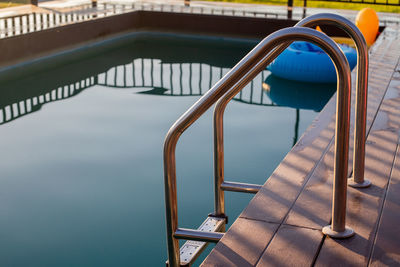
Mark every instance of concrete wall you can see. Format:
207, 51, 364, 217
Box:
0, 11, 297, 68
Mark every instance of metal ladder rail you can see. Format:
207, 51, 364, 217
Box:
297, 14, 371, 188
213, 13, 370, 239
164, 27, 352, 267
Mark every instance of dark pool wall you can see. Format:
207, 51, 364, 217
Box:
0, 11, 297, 68
0, 34, 258, 110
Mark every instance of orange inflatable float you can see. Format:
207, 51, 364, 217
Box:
355, 8, 379, 46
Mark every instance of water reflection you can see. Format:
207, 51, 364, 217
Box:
262, 75, 336, 146
263, 75, 336, 112
97, 58, 275, 108
0, 35, 335, 147
0, 36, 337, 266
0, 59, 275, 125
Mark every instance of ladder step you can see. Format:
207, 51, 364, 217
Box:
221, 181, 262, 193
178, 216, 225, 266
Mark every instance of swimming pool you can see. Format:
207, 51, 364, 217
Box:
0, 32, 335, 266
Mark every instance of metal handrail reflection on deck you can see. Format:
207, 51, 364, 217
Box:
213, 13, 370, 241
163, 26, 352, 267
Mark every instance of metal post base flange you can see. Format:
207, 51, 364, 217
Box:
348, 177, 371, 188
322, 225, 355, 239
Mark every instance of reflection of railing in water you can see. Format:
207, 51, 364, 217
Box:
1, 60, 279, 126
97, 59, 301, 146
0, 59, 304, 145
97, 58, 276, 107
0, 77, 96, 125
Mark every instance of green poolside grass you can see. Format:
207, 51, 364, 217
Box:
203, 0, 400, 13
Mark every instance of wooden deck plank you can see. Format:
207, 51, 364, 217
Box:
240, 37, 399, 227
369, 136, 400, 265
239, 97, 337, 224
256, 225, 323, 267
211, 40, 400, 266
201, 218, 279, 267
315, 99, 400, 266
202, 21, 400, 267
284, 38, 400, 230
311, 57, 400, 267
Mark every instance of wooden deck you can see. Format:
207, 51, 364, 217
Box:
202, 21, 400, 267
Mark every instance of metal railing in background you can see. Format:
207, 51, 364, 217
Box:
0, 2, 133, 38
131, 1, 283, 18
0, 1, 289, 39
1, 0, 399, 39
163, 26, 353, 267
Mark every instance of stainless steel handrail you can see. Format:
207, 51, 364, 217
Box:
213, 13, 369, 239
296, 14, 371, 188
164, 26, 352, 267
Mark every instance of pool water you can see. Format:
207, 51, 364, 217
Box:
0, 33, 335, 266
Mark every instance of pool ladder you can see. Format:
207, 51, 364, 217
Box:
163, 13, 369, 267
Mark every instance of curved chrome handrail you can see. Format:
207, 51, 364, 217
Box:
297, 14, 370, 188
213, 12, 369, 240
164, 26, 352, 267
